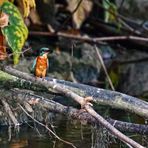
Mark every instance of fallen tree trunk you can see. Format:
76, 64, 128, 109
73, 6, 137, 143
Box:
13, 88, 148, 135
46, 78, 148, 119
0, 70, 46, 92
1, 66, 145, 148
1, 68, 148, 119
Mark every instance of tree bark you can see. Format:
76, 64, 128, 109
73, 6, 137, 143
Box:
1, 67, 148, 119
13, 88, 148, 135
2, 66, 145, 148
1, 99, 19, 127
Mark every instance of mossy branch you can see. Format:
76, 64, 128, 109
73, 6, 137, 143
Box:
1, 66, 146, 148
1, 67, 148, 119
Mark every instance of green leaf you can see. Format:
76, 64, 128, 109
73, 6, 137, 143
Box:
2, 25, 24, 64
103, 0, 117, 23
2, 25, 24, 50
0, 1, 28, 64
1, 2, 24, 25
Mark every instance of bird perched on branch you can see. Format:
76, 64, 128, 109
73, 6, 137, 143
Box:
32, 47, 52, 79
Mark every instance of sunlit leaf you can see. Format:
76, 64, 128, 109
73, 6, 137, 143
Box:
1, 1, 25, 25
0, 1, 28, 64
103, 0, 118, 23
2, 25, 24, 64
22, 0, 36, 17
29, 0, 36, 8
67, 0, 93, 29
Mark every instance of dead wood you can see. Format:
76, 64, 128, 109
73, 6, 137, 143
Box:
47, 78, 148, 119
1, 67, 148, 119
13, 88, 148, 135
2, 66, 145, 148
1, 99, 19, 127
30, 31, 148, 43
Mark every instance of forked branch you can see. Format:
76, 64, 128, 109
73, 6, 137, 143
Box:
3, 66, 145, 148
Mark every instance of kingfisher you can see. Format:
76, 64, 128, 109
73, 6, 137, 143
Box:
32, 47, 51, 79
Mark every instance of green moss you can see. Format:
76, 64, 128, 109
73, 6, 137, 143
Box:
0, 70, 14, 81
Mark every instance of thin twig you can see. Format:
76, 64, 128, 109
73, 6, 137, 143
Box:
3, 66, 144, 148
8, 120, 12, 141
94, 45, 115, 90
84, 105, 144, 148
18, 104, 76, 148
30, 31, 148, 42
7, 47, 32, 58
13, 88, 148, 135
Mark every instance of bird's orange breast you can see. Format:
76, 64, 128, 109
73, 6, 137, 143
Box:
35, 56, 48, 77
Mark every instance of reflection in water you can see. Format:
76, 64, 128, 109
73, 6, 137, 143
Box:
0, 114, 146, 148
0, 114, 111, 148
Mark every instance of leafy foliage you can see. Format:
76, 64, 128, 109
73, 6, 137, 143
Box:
103, 0, 118, 23
0, 1, 28, 64
20, 0, 36, 17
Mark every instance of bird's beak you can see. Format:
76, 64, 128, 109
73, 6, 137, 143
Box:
47, 49, 53, 54
44, 52, 49, 56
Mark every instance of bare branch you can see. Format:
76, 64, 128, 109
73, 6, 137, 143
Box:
18, 104, 76, 148
1, 99, 19, 127
3, 66, 145, 148
30, 31, 148, 43
13, 88, 148, 135
94, 45, 115, 90
1, 69, 148, 118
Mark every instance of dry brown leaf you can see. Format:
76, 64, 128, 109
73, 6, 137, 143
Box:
29, 0, 36, 8
29, 9, 41, 25
0, 47, 7, 60
0, 0, 7, 6
0, 12, 9, 28
0, 11, 8, 61
67, 0, 93, 29
16, 0, 36, 17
